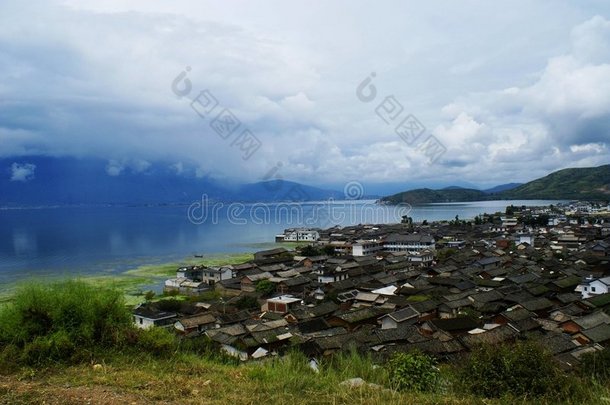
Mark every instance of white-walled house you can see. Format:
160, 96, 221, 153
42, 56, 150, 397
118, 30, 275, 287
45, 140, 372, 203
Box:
517, 234, 535, 247
317, 266, 349, 284
352, 240, 383, 256
576, 276, 610, 299
201, 267, 234, 285
133, 306, 177, 329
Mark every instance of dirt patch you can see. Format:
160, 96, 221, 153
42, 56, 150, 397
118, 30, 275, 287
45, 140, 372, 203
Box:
0, 376, 159, 405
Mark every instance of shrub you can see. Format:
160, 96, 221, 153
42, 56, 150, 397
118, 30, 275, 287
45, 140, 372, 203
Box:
458, 341, 567, 399
580, 348, 610, 382
255, 280, 276, 296
236, 295, 259, 310
386, 351, 440, 392
137, 327, 176, 356
0, 280, 132, 349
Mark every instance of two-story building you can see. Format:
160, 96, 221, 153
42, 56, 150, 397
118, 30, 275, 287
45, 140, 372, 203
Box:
351, 239, 383, 256
383, 233, 436, 253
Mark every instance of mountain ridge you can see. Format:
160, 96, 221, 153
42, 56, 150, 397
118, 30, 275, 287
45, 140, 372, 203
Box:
381, 164, 610, 205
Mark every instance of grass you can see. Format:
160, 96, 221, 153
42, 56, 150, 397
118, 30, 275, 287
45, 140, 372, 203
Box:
2, 350, 606, 404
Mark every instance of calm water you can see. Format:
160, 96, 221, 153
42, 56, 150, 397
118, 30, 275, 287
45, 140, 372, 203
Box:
0, 200, 561, 283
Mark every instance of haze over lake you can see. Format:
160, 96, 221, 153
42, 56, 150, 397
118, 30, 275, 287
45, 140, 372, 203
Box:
0, 200, 562, 283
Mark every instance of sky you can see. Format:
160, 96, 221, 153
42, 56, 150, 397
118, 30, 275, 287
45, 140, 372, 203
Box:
1, 0, 610, 192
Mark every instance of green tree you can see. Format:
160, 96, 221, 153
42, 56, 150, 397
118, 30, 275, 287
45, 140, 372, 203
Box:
144, 290, 156, 302
300, 245, 321, 257
321, 245, 335, 256
255, 280, 276, 296
236, 295, 259, 310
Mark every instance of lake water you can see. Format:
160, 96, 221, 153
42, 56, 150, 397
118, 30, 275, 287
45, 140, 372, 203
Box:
0, 200, 562, 283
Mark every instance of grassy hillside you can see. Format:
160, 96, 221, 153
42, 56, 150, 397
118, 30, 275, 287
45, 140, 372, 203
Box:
381, 165, 610, 204
501, 164, 610, 200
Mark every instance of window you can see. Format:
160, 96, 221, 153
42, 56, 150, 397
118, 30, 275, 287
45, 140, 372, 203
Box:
584, 287, 588, 291
592, 287, 596, 292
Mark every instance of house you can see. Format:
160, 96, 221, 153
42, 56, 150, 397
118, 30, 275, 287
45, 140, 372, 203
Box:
379, 306, 420, 329
383, 233, 436, 253
407, 250, 435, 267
177, 266, 205, 280
517, 234, 535, 247
174, 313, 217, 334
133, 306, 177, 329
328, 307, 384, 331
264, 295, 302, 314
317, 266, 349, 284
240, 272, 274, 292
473, 257, 501, 271
352, 240, 383, 256
253, 248, 293, 264
164, 278, 209, 295
201, 267, 234, 286
576, 276, 610, 299
501, 217, 518, 227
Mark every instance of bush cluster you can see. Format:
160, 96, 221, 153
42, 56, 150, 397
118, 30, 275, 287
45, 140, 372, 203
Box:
386, 350, 440, 392
580, 348, 610, 382
0, 280, 177, 367
457, 341, 572, 399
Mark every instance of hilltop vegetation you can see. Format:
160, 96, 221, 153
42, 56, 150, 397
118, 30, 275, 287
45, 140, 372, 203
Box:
501, 164, 610, 200
382, 164, 610, 204
382, 187, 487, 205
0, 281, 608, 404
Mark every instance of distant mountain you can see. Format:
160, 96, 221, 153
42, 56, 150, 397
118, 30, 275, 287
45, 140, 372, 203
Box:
381, 165, 610, 204
0, 156, 228, 206
0, 157, 343, 206
382, 187, 487, 205
483, 183, 523, 194
236, 180, 344, 202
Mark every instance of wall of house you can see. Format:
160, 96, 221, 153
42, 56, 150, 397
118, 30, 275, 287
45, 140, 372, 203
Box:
381, 317, 398, 330
134, 316, 156, 329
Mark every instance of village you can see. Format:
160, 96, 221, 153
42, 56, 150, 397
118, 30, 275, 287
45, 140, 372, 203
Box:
133, 201, 610, 369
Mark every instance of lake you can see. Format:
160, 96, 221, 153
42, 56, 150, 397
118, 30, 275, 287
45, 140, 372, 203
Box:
0, 199, 562, 283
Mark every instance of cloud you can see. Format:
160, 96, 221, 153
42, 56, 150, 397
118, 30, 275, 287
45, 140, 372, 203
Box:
428, 15, 610, 185
105, 160, 124, 176
10, 162, 36, 182
1, 2, 610, 188
171, 162, 184, 175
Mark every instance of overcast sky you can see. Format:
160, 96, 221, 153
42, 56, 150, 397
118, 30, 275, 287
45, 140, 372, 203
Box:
1, 0, 610, 189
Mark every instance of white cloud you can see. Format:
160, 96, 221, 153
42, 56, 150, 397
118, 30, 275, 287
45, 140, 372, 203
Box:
10, 163, 36, 182
105, 160, 124, 176
171, 162, 184, 175
1, 2, 610, 188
